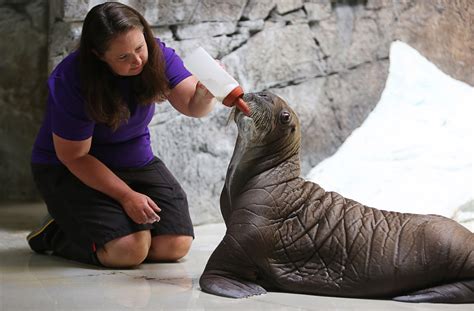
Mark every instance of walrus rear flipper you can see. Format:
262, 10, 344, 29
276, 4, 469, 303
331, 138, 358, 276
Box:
200, 272, 267, 298
393, 280, 474, 303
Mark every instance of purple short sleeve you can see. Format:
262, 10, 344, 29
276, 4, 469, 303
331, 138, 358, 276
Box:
157, 39, 192, 88
48, 74, 95, 141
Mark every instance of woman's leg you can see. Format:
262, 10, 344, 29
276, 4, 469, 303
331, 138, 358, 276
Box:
146, 235, 193, 262
97, 230, 152, 268
96, 231, 192, 266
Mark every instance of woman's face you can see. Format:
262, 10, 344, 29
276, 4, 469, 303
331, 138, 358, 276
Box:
100, 27, 148, 76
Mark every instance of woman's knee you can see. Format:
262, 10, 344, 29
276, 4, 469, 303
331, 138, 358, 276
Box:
148, 235, 193, 262
97, 230, 151, 268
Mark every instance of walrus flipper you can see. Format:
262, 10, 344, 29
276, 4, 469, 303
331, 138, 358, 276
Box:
200, 234, 266, 298
200, 272, 266, 298
393, 280, 474, 303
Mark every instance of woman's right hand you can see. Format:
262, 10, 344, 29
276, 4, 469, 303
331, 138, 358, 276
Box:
120, 191, 161, 224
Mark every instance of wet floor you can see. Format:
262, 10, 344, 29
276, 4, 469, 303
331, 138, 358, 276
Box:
0, 202, 471, 310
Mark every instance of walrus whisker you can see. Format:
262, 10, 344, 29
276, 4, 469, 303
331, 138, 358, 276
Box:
225, 108, 236, 127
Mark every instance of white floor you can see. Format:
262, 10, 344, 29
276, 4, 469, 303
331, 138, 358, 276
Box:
0, 202, 471, 311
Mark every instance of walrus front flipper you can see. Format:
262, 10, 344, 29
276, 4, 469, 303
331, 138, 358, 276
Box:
200, 233, 266, 298
393, 280, 474, 303
200, 272, 266, 298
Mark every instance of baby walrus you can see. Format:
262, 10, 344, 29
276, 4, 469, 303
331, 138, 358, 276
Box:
200, 91, 474, 303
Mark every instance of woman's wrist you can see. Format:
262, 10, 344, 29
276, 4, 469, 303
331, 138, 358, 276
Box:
189, 81, 215, 117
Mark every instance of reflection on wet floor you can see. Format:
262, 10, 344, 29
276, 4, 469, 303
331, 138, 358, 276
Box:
1, 202, 472, 310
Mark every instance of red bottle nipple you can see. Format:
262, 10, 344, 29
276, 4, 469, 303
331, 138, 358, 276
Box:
222, 86, 251, 116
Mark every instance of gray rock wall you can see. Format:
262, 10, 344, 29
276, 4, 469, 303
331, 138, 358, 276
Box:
0, 0, 48, 201
1, 0, 472, 225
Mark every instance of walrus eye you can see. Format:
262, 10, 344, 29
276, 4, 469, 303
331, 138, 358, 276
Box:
279, 110, 291, 124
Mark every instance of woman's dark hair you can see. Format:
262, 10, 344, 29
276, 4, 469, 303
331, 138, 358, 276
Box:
79, 2, 169, 130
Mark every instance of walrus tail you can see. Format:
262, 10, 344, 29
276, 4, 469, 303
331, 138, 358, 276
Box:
393, 280, 474, 303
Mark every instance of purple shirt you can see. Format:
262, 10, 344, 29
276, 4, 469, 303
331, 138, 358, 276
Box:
31, 39, 191, 168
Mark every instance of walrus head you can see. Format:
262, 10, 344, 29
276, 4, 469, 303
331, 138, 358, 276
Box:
225, 91, 301, 202
236, 92, 301, 153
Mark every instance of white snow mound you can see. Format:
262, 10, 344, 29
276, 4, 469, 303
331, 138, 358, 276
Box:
306, 41, 473, 229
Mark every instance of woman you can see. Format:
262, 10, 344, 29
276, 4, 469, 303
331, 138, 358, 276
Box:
27, 2, 217, 268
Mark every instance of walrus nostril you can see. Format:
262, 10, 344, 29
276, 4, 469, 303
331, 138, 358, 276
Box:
257, 92, 270, 99
243, 92, 272, 104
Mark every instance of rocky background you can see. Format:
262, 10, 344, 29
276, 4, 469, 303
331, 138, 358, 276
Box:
0, 0, 48, 201
0, 0, 472, 225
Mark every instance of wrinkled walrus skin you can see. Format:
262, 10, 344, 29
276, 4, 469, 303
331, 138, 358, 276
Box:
200, 92, 474, 303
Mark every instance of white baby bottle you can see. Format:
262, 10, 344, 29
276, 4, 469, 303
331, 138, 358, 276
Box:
183, 47, 250, 116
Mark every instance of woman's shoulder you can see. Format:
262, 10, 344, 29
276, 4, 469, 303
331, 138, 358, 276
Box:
154, 37, 191, 87
47, 50, 84, 104
154, 37, 176, 59
49, 50, 80, 81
